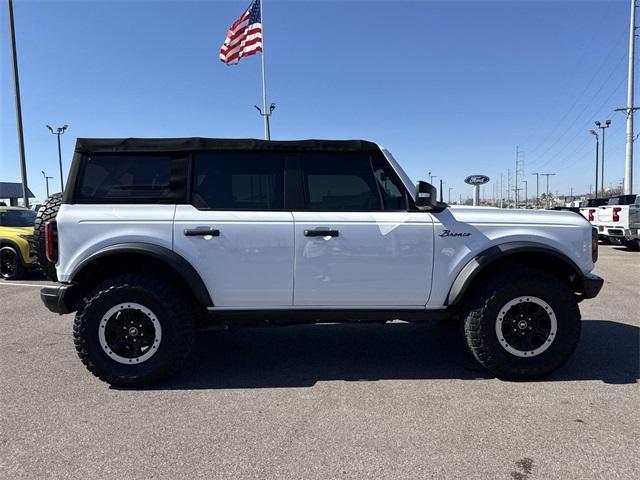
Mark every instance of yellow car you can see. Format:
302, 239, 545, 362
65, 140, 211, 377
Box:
0, 207, 37, 280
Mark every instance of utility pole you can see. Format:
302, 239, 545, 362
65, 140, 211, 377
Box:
522, 180, 528, 208
570, 187, 574, 203
41, 171, 53, 198
46, 124, 68, 191
500, 172, 504, 208
595, 120, 611, 195
531, 173, 540, 208
507, 168, 512, 207
622, 0, 636, 194
515, 147, 525, 208
541, 173, 556, 209
7, 0, 29, 208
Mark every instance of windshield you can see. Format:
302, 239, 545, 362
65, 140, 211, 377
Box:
0, 209, 37, 227
607, 195, 637, 206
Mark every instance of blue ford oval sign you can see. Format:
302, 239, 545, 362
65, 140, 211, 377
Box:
464, 175, 490, 185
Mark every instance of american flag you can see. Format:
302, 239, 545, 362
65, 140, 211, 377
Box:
219, 0, 263, 65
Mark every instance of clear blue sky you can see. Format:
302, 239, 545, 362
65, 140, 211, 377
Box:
1, 0, 637, 202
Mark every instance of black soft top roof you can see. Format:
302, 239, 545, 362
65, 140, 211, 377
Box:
74, 137, 380, 154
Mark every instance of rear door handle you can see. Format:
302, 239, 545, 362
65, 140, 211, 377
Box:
184, 228, 220, 237
304, 229, 339, 237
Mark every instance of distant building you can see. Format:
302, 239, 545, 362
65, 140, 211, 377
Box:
0, 182, 35, 206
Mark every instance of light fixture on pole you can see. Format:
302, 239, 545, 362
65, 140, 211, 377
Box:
41, 171, 53, 198
594, 120, 611, 196
589, 130, 600, 198
254, 103, 276, 140
46, 124, 68, 191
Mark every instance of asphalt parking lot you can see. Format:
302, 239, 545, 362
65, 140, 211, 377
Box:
0, 245, 638, 479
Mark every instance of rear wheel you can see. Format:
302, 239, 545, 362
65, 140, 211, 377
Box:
73, 274, 195, 386
33, 193, 62, 281
462, 268, 581, 380
0, 246, 24, 280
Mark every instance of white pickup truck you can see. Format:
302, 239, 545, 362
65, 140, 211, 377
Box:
597, 194, 640, 249
38, 138, 603, 386
579, 198, 608, 232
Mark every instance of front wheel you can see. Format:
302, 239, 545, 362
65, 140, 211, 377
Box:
0, 246, 25, 280
462, 268, 581, 380
73, 274, 195, 386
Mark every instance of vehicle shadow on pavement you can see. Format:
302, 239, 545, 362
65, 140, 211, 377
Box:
146, 319, 638, 390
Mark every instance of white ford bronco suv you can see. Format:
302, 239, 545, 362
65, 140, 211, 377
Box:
40, 138, 603, 386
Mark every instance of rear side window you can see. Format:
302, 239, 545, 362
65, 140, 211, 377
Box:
607, 195, 636, 206
301, 153, 382, 211
76, 155, 184, 202
192, 152, 284, 210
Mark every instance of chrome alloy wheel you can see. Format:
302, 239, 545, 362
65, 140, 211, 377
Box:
98, 303, 162, 364
495, 296, 557, 358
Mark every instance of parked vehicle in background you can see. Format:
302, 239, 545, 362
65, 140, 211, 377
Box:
579, 198, 608, 237
597, 194, 639, 249
40, 137, 602, 386
0, 207, 37, 279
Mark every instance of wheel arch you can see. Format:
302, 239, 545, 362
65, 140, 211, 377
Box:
446, 242, 586, 307
0, 238, 28, 266
67, 243, 213, 310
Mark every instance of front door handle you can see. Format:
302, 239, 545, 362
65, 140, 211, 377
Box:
304, 229, 339, 237
184, 228, 220, 237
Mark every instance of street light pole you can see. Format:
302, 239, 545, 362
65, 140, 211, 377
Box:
589, 130, 600, 198
448, 187, 454, 204
522, 180, 528, 208
7, 0, 29, 208
541, 173, 556, 209
41, 171, 52, 198
531, 173, 540, 208
46, 124, 68, 191
595, 120, 611, 196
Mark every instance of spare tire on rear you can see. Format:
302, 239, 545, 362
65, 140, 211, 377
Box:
33, 192, 63, 281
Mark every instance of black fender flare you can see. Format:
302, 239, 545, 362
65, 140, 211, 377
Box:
446, 241, 584, 306
69, 243, 213, 307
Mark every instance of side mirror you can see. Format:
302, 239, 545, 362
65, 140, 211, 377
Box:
415, 181, 438, 209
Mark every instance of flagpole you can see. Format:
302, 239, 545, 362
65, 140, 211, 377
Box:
260, 0, 270, 140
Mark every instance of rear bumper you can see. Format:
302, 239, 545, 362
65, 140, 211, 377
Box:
40, 284, 75, 314
580, 273, 604, 299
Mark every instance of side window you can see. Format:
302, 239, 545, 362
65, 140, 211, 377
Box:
371, 154, 408, 210
301, 153, 382, 211
192, 152, 284, 210
76, 155, 182, 202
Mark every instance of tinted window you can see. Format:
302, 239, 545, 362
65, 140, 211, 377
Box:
76, 155, 175, 201
607, 195, 637, 205
0, 209, 36, 227
302, 154, 382, 211
192, 152, 284, 210
372, 155, 408, 210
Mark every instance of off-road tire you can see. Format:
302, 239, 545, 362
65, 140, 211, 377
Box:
33, 193, 63, 281
73, 274, 195, 387
0, 245, 25, 280
623, 239, 640, 251
462, 267, 581, 380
